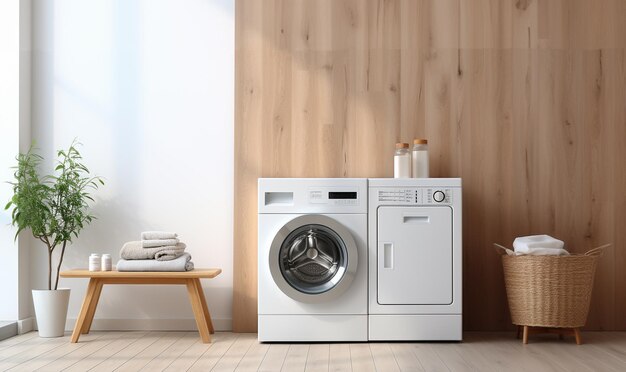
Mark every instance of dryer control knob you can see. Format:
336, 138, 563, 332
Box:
433, 190, 446, 202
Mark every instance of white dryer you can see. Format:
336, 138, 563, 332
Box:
368, 178, 462, 341
258, 178, 368, 342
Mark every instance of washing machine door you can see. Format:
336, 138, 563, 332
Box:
269, 215, 358, 303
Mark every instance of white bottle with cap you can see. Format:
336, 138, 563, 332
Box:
89, 254, 101, 272
394, 143, 411, 178
101, 254, 112, 271
411, 138, 429, 178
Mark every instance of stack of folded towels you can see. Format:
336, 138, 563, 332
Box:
117, 231, 195, 272
512, 235, 570, 256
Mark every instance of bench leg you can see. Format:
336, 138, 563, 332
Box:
186, 279, 211, 343
71, 278, 98, 343
194, 279, 214, 334
574, 328, 582, 345
82, 279, 103, 334
522, 326, 529, 344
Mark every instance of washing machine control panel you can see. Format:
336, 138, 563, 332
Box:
309, 187, 360, 206
377, 188, 453, 205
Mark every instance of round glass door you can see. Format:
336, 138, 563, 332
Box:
279, 224, 347, 294
269, 215, 358, 303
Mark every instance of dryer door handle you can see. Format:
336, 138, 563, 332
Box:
403, 215, 430, 223
380, 242, 394, 269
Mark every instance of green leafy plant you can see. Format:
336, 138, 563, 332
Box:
5, 141, 104, 290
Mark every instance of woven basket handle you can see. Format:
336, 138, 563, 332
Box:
494, 243, 515, 256
584, 243, 611, 257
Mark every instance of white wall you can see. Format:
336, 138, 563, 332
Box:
0, 0, 21, 322
31, 0, 234, 330
0, 0, 32, 327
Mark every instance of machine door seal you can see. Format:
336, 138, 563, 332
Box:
269, 214, 358, 303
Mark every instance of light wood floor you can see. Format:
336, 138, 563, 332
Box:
0, 331, 624, 371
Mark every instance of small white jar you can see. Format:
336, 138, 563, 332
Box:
394, 143, 411, 178
411, 138, 429, 178
101, 254, 112, 271
89, 254, 101, 272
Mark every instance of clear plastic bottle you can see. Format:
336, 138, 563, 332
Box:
412, 139, 429, 178
394, 143, 411, 178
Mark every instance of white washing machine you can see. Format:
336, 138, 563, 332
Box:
368, 178, 462, 341
258, 178, 368, 342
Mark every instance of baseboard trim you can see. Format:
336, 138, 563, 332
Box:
17, 317, 34, 334
63, 318, 232, 332
0, 322, 18, 341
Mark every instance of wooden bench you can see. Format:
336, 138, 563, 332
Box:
60, 269, 222, 344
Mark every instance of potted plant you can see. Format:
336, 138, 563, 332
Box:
5, 141, 103, 337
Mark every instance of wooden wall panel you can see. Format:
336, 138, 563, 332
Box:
234, 0, 626, 332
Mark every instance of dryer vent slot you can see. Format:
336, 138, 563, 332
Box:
265, 192, 294, 206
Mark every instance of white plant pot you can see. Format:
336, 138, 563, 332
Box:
32, 288, 71, 338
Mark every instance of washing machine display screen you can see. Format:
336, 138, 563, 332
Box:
328, 191, 357, 199
279, 224, 348, 294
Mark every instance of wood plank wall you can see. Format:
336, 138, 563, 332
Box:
234, 0, 626, 332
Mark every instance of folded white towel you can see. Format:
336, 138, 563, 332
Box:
116, 252, 194, 272
142, 238, 180, 248
121, 241, 186, 261
516, 247, 570, 256
496, 243, 570, 256
511, 235, 569, 256
141, 231, 178, 240
513, 235, 564, 253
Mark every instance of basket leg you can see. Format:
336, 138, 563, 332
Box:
522, 326, 529, 344
574, 328, 582, 345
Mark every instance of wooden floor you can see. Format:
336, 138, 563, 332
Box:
0, 331, 624, 371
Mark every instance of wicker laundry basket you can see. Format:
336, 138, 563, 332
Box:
495, 244, 608, 329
